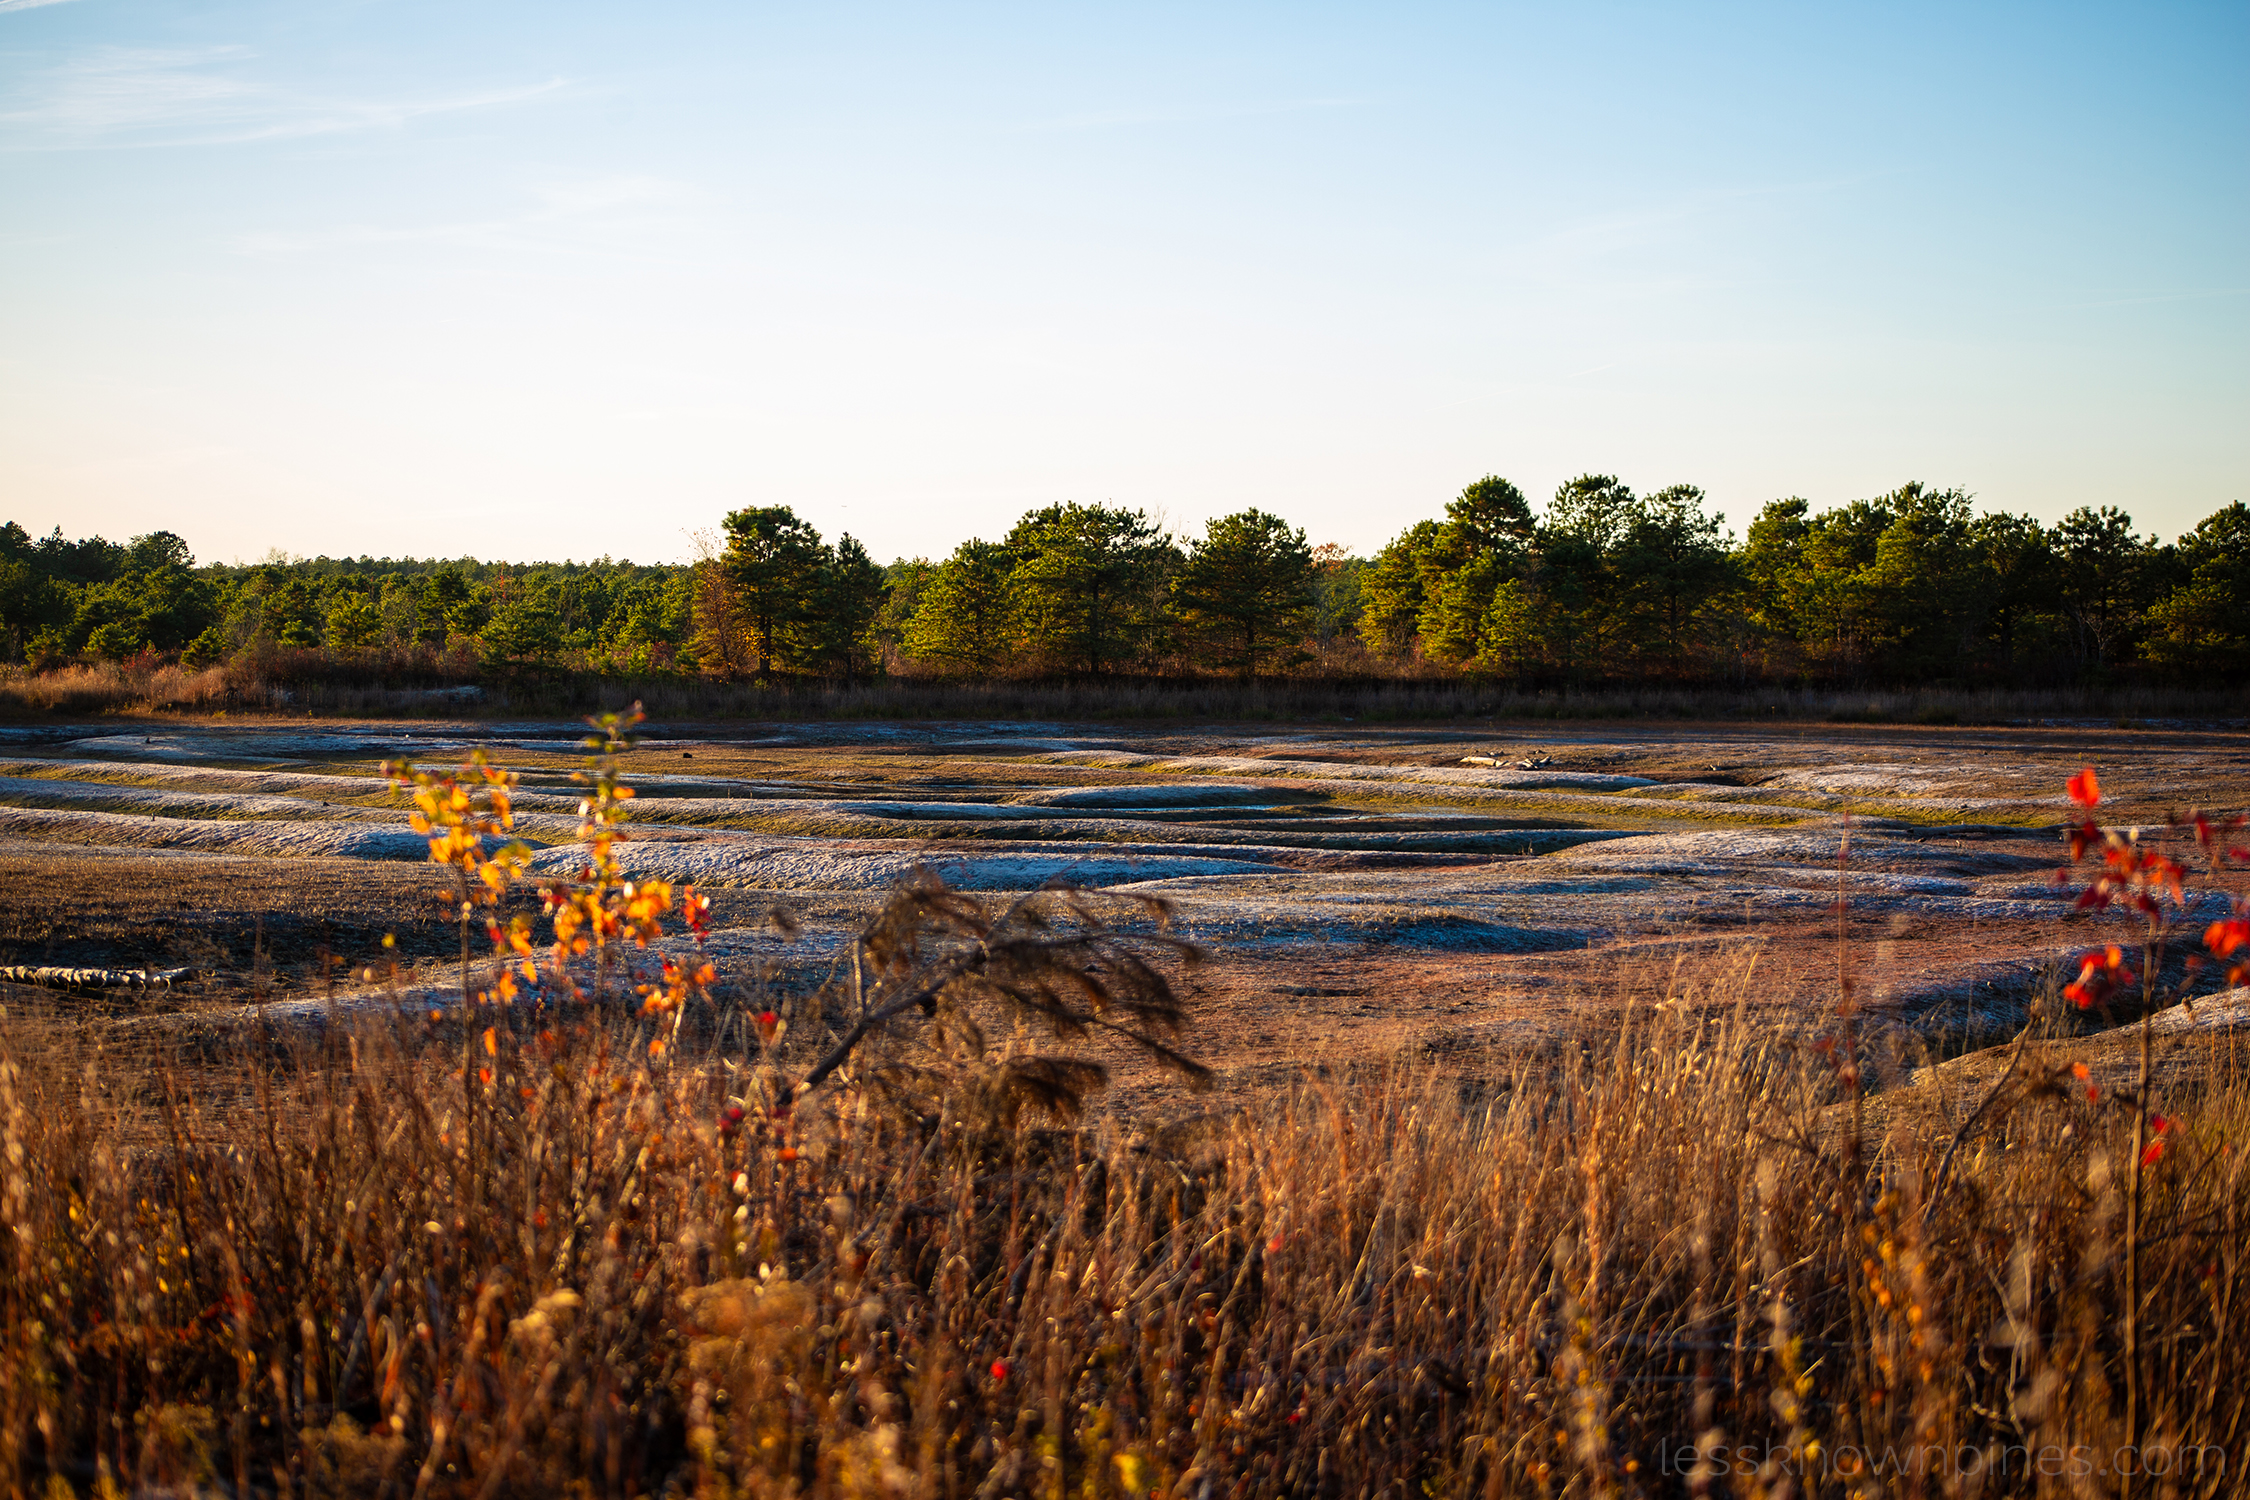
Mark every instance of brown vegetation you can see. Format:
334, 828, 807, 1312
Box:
1, 732, 2245, 1496
2, 951, 2244, 1496
8, 656, 2250, 727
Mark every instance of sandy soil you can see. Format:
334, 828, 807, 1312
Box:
3, 715, 2246, 1117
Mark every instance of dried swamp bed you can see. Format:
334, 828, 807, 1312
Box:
3, 714, 2247, 1130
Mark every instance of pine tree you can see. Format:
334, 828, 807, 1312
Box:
1613, 483, 1731, 673
1174, 510, 1315, 677
720, 505, 825, 674
1358, 520, 1445, 657
903, 540, 1019, 674
1420, 552, 1506, 664
1006, 503, 1172, 675
802, 534, 887, 680
325, 592, 385, 651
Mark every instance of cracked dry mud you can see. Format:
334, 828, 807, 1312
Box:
3, 716, 2247, 1116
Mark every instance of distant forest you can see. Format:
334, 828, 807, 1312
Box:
4, 475, 2246, 688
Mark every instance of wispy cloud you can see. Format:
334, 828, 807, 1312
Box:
0, 45, 569, 150
231, 175, 701, 260
0, 0, 85, 13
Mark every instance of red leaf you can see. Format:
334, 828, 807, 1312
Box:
2206, 919, 2250, 958
2067, 767, 2101, 808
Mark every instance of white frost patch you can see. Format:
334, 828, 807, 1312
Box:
1749, 869, 1977, 895
53, 727, 626, 765
1762, 763, 1977, 795
1975, 880, 2076, 902
632, 796, 1053, 823
0, 758, 389, 796
0, 806, 434, 859
526, 841, 1279, 890
0, 776, 596, 843
1011, 783, 1281, 808
1554, 830, 1901, 872
1039, 749, 1656, 792
0, 774, 395, 823
62, 734, 306, 765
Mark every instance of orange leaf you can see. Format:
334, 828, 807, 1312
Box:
2066, 767, 2100, 808
2206, 919, 2250, 958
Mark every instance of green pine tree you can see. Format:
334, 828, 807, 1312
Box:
1357, 520, 1445, 657
1006, 503, 1172, 675
1173, 510, 1316, 677
902, 540, 1019, 674
720, 505, 826, 674
801, 534, 887, 680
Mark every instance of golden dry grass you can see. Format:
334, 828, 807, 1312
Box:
1, 944, 2244, 1498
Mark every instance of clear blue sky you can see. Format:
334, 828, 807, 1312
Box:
2, 1, 2242, 564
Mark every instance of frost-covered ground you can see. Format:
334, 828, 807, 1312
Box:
4, 716, 2245, 1094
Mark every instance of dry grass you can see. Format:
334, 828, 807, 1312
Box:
0, 663, 237, 717
2, 940, 2244, 1497
7, 658, 2250, 727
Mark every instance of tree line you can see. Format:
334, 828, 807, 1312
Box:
0, 523, 696, 674
1357, 477, 2250, 686
695, 503, 1342, 681
5, 475, 2246, 686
